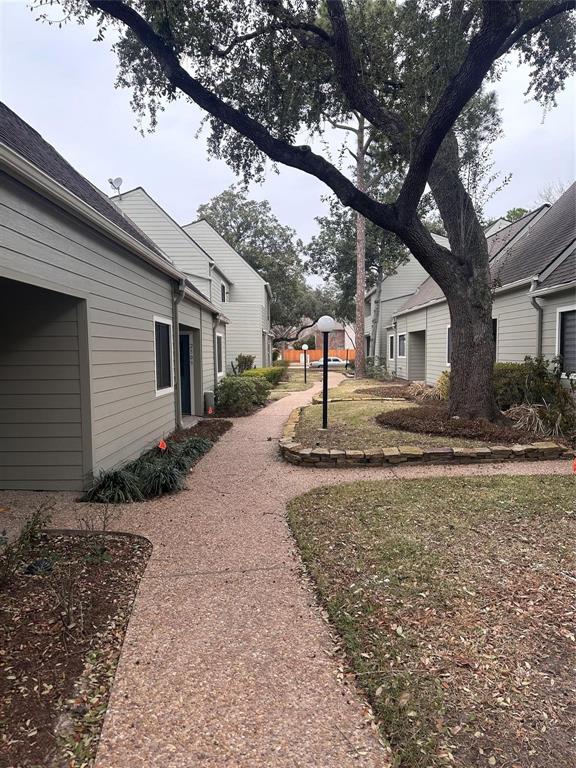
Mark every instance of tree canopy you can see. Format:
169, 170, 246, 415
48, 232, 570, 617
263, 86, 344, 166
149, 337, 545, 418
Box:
48, 0, 576, 418
196, 185, 338, 341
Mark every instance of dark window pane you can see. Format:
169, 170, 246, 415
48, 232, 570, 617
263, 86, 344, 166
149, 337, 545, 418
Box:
155, 321, 172, 390
216, 335, 223, 373
492, 318, 498, 343
221, 283, 226, 302
398, 334, 406, 357
560, 310, 576, 373
389, 335, 394, 359
447, 327, 452, 364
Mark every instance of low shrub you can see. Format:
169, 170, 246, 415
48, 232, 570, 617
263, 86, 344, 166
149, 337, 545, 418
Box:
83, 469, 144, 504
249, 376, 272, 406
178, 436, 212, 460
435, 370, 451, 400
365, 356, 389, 381
215, 376, 262, 415
242, 366, 285, 386
407, 381, 444, 401
138, 459, 185, 498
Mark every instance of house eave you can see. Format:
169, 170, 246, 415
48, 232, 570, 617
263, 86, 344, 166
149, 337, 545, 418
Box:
0, 142, 185, 284
530, 280, 576, 297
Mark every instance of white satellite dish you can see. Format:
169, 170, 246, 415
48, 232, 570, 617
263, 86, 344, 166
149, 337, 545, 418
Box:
108, 177, 123, 194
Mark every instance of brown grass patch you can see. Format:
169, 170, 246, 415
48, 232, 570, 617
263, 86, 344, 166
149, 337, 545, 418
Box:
288, 476, 576, 768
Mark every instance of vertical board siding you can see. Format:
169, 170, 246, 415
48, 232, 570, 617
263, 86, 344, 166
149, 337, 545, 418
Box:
1, 174, 177, 485
0, 279, 84, 490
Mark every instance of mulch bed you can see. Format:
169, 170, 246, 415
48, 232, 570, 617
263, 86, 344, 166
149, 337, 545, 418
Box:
376, 403, 544, 444
171, 418, 232, 443
0, 530, 151, 767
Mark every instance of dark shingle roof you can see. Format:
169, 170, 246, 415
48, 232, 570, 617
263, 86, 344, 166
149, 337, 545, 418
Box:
398, 185, 576, 314
488, 207, 547, 259
538, 248, 576, 290
0, 102, 162, 255
493, 183, 576, 286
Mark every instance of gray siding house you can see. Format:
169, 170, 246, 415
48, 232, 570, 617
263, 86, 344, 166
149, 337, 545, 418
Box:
110, 187, 229, 388
382, 187, 575, 384
0, 102, 223, 491
184, 219, 274, 370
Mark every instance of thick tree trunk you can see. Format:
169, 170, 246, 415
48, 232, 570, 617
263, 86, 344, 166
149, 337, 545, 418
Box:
369, 265, 383, 358
354, 117, 367, 378
425, 135, 500, 420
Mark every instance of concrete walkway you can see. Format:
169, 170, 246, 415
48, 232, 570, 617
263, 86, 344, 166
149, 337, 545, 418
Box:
0, 374, 571, 767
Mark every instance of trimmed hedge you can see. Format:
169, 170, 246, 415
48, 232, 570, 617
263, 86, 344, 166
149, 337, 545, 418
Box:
242, 366, 286, 386
215, 375, 271, 415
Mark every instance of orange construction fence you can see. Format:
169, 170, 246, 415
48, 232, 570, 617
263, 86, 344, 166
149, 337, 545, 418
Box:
281, 348, 356, 363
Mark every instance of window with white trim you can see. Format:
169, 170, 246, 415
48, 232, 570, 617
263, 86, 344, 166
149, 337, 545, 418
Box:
558, 307, 576, 374
216, 333, 224, 375
446, 326, 452, 365
154, 317, 173, 394
388, 334, 395, 360
398, 333, 406, 358
221, 283, 226, 303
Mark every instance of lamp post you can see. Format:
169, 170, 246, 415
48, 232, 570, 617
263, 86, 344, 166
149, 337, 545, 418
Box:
316, 315, 336, 429
301, 343, 309, 384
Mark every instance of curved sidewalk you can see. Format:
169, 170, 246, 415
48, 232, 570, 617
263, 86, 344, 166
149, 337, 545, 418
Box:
2, 375, 570, 767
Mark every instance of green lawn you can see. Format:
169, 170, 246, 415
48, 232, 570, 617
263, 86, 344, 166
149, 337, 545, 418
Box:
269, 367, 323, 400
296, 400, 485, 448
288, 476, 576, 768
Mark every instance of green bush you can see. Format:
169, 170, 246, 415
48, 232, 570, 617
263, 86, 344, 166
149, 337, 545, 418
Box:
242, 366, 285, 386
493, 362, 530, 410
249, 375, 272, 406
83, 469, 144, 504
231, 353, 255, 374
215, 376, 261, 415
366, 356, 388, 380
138, 459, 185, 498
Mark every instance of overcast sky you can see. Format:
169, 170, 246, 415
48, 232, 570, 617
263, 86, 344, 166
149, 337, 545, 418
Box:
1, 0, 574, 245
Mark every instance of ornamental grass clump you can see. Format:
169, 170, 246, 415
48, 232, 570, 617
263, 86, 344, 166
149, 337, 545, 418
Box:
83, 469, 144, 504
138, 458, 186, 498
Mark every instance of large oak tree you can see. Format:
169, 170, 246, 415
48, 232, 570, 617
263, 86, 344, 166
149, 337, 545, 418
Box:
48, 0, 575, 418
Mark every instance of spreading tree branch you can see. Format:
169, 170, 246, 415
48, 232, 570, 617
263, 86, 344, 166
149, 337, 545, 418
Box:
86, 0, 399, 235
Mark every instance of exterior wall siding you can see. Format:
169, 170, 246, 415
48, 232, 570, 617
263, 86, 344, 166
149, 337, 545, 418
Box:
114, 188, 211, 285
1, 172, 177, 484
222, 303, 266, 369
540, 288, 576, 360
0, 279, 85, 490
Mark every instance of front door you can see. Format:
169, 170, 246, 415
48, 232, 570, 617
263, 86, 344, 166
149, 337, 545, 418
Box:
179, 333, 192, 415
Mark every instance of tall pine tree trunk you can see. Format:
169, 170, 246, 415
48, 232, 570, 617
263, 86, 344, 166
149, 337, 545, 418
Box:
354, 116, 366, 378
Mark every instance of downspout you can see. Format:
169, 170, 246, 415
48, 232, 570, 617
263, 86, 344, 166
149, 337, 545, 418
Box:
212, 313, 221, 388
529, 277, 543, 357
172, 278, 186, 429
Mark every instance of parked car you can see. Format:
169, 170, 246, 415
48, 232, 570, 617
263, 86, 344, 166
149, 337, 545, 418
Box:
309, 356, 348, 369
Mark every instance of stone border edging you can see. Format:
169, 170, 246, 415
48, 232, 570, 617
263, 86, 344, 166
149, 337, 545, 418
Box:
279, 407, 573, 468
311, 395, 407, 404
